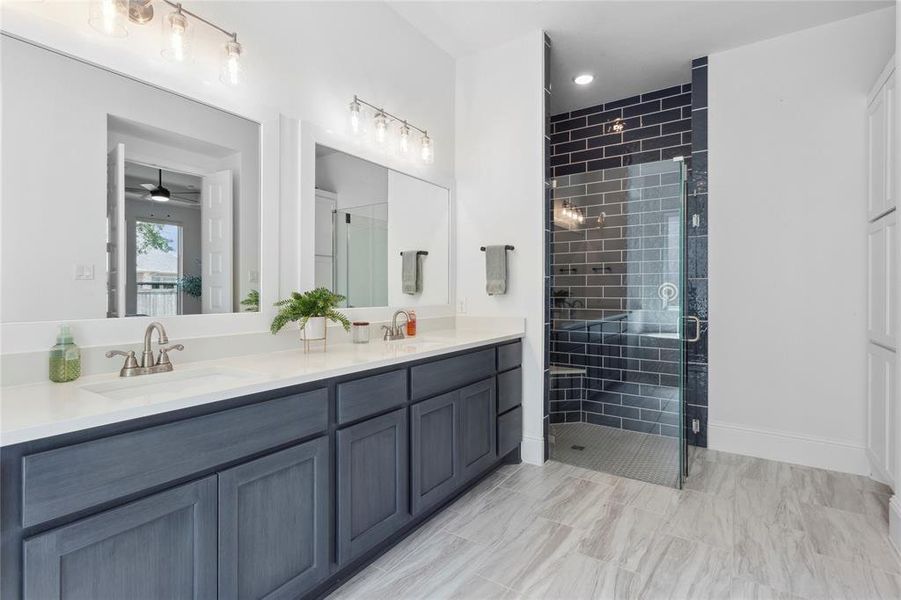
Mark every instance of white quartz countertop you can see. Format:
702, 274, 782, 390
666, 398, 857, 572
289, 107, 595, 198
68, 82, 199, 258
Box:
0, 327, 523, 447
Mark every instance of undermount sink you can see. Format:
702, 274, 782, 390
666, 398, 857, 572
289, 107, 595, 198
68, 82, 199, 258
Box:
82, 366, 262, 401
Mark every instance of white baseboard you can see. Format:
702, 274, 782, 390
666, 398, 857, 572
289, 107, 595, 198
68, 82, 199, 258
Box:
520, 435, 545, 465
708, 420, 869, 476
890, 496, 901, 557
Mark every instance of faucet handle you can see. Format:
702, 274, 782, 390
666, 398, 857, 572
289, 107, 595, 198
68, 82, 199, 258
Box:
106, 350, 139, 373
157, 344, 184, 367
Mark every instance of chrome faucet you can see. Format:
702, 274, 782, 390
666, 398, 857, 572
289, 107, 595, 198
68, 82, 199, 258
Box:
381, 310, 411, 341
106, 321, 184, 377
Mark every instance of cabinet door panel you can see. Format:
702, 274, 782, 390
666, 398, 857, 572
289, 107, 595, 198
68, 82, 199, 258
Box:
337, 408, 409, 565
459, 378, 497, 481
869, 84, 888, 219
218, 438, 329, 600
411, 391, 460, 515
23, 477, 216, 600
867, 343, 895, 486
868, 214, 896, 349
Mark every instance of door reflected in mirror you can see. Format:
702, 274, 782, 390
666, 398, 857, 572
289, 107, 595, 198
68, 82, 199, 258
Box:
314, 145, 450, 309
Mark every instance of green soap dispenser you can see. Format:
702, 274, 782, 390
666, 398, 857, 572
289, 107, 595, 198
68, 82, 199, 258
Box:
49, 324, 81, 383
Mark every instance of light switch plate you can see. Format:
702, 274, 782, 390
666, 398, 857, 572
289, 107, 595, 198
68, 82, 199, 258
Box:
74, 264, 94, 280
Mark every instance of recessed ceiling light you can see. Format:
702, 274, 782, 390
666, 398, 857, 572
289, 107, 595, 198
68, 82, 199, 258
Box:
573, 74, 594, 85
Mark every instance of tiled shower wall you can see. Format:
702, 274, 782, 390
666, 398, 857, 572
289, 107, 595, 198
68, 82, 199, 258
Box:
546, 73, 709, 446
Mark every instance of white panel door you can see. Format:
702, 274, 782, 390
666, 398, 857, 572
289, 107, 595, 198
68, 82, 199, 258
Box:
201, 170, 234, 313
868, 214, 896, 349
867, 342, 895, 486
868, 84, 889, 220
106, 143, 126, 318
885, 73, 895, 213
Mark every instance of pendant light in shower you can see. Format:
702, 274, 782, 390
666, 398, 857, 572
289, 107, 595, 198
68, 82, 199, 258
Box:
347, 95, 435, 165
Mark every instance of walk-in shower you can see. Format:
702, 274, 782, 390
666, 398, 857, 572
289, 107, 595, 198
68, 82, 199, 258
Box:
549, 157, 691, 487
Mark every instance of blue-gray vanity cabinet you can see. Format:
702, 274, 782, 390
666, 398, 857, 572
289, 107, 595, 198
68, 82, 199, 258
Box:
218, 437, 329, 600
410, 391, 461, 516
459, 378, 497, 482
336, 407, 409, 565
22, 476, 217, 600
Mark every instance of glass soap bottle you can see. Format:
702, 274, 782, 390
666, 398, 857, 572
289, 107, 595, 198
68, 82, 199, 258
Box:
49, 324, 81, 383
406, 309, 417, 337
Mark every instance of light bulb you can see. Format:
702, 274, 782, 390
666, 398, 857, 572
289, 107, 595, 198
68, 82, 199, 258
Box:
373, 111, 388, 146
220, 39, 243, 86
89, 0, 127, 37
399, 122, 411, 156
349, 98, 362, 136
420, 132, 434, 164
162, 8, 191, 62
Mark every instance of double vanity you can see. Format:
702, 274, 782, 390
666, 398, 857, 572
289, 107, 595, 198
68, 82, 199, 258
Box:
0, 328, 523, 600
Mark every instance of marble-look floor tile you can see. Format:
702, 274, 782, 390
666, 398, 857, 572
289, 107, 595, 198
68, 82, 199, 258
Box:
500, 461, 585, 500
474, 517, 580, 591
537, 476, 615, 529
800, 503, 901, 574
356, 530, 485, 599
729, 577, 802, 600
732, 518, 822, 598
733, 476, 804, 532
372, 508, 459, 572
511, 552, 639, 600
683, 460, 738, 499
815, 554, 901, 600
609, 477, 679, 516
444, 486, 539, 546
577, 502, 663, 571
662, 489, 733, 549
635, 534, 732, 600
449, 468, 512, 515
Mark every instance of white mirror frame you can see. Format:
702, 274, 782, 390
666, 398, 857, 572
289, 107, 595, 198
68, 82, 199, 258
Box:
0, 35, 282, 354
287, 119, 457, 324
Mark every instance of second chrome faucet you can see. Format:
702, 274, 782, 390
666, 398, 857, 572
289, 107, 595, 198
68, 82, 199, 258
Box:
106, 321, 184, 377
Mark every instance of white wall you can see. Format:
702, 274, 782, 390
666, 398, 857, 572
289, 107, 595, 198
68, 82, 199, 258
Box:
0, 2, 455, 354
455, 31, 546, 464
708, 8, 896, 474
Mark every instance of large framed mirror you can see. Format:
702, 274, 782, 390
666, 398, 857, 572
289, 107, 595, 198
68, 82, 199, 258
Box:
314, 145, 450, 308
1, 34, 261, 323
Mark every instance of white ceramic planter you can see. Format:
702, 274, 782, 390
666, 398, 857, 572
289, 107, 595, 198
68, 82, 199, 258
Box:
300, 316, 327, 341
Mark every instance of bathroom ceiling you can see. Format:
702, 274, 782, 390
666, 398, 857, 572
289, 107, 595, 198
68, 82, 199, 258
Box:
387, 0, 893, 114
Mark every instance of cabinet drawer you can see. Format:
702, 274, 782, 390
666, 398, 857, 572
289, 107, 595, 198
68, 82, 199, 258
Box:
497, 367, 522, 414
410, 348, 495, 400
337, 369, 407, 424
22, 389, 328, 528
498, 406, 523, 457
497, 341, 522, 372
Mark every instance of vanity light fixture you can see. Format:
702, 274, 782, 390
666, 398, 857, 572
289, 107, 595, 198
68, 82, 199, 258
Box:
573, 74, 594, 85
89, 0, 128, 38
348, 95, 435, 165
89, 0, 244, 86
161, 4, 191, 63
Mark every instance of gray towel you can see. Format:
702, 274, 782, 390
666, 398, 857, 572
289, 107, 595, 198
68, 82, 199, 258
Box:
485, 245, 507, 295
401, 251, 422, 295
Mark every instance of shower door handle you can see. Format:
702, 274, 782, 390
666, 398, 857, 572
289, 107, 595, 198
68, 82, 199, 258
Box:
683, 316, 701, 343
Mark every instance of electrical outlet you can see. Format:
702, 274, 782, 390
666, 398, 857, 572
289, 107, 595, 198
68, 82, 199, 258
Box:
74, 264, 94, 280
458, 298, 467, 314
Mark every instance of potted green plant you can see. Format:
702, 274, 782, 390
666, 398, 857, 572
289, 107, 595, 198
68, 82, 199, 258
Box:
270, 288, 350, 347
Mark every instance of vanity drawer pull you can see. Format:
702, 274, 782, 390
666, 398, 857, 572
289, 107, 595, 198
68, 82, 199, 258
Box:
22, 389, 328, 528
